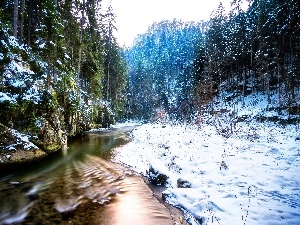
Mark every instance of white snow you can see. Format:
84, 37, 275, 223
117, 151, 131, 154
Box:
4, 60, 34, 76
1, 39, 8, 48
8, 36, 21, 48
111, 120, 142, 128
7, 129, 39, 151
64, 53, 71, 59
0, 92, 13, 102
112, 92, 300, 225
39, 43, 46, 49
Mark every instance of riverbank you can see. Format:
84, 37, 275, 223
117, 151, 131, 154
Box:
112, 122, 300, 225
90, 122, 189, 224
0, 123, 47, 167
141, 175, 189, 225
0, 128, 178, 225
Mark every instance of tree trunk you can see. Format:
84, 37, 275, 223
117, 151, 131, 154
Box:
27, 1, 32, 46
242, 65, 245, 106
106, 13, 113, 101
276, 49, 281, 106
267, 73, 270, 106
20, 0, 25, 41
13, 0, 18, 38
290, 36, 295, 100
77, 0, 85, 91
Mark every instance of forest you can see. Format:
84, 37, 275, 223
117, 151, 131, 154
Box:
126, 0, 300, 121
0, 0, 300, 153
0, 0, 127, 153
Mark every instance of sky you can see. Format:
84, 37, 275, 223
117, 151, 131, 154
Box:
110, 0, 247, 47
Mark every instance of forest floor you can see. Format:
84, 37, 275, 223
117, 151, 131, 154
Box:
112, 92, 300, 225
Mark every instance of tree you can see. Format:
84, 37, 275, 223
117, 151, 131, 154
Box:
0, 0, 126, 133
101, 4, 116, 101
125, 20, 203, 120
13, 0, 18, 38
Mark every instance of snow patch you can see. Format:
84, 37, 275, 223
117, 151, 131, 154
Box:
0, 92, 13, 102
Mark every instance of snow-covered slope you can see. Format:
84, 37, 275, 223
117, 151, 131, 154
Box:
0, 124, 46, 164
113, 91, 300, 225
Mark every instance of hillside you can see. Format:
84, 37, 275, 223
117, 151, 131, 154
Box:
112, 86, 300, 225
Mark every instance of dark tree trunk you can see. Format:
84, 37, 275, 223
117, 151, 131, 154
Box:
20, 0, 25, 41
13, 0, 18, 38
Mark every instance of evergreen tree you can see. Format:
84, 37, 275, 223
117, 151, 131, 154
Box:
0, 0, 127, 133
125, 20, 203, 120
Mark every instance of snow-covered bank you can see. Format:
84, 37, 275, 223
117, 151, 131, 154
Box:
0, 124, 46, 165
113, 119, 300, 225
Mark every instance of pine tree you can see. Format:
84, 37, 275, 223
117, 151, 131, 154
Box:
125, 20, 202, 120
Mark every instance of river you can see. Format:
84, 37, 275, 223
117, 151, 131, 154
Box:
0, 127, 174, 225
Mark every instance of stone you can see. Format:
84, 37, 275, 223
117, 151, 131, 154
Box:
220, 160, 229, 170
147, 164, 169, 186
177, 178, 192, 188
29, 193, 40, 201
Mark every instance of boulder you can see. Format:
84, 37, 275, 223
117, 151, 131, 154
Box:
147, 160, 170, 185
177, 178, 192, 188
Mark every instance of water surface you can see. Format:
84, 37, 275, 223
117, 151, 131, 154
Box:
0, 127, 173, 225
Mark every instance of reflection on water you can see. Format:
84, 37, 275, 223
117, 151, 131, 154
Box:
54, 156, 126, 213
0, 127, 173, 225
102, 176, 173, 225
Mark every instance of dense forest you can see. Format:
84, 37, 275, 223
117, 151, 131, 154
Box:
0, 0, 300, 153
125, 20, 203, 120
125, 0, 300, 121
0, 0, 127, 152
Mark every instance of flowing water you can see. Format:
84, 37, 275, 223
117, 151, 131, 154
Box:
0, 127, 173, 225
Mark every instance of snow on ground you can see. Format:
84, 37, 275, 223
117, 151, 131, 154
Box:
112, 92, 300, 225
0, 127, 39, 152
88, 120, 142, 132
111, 120, 142, 128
